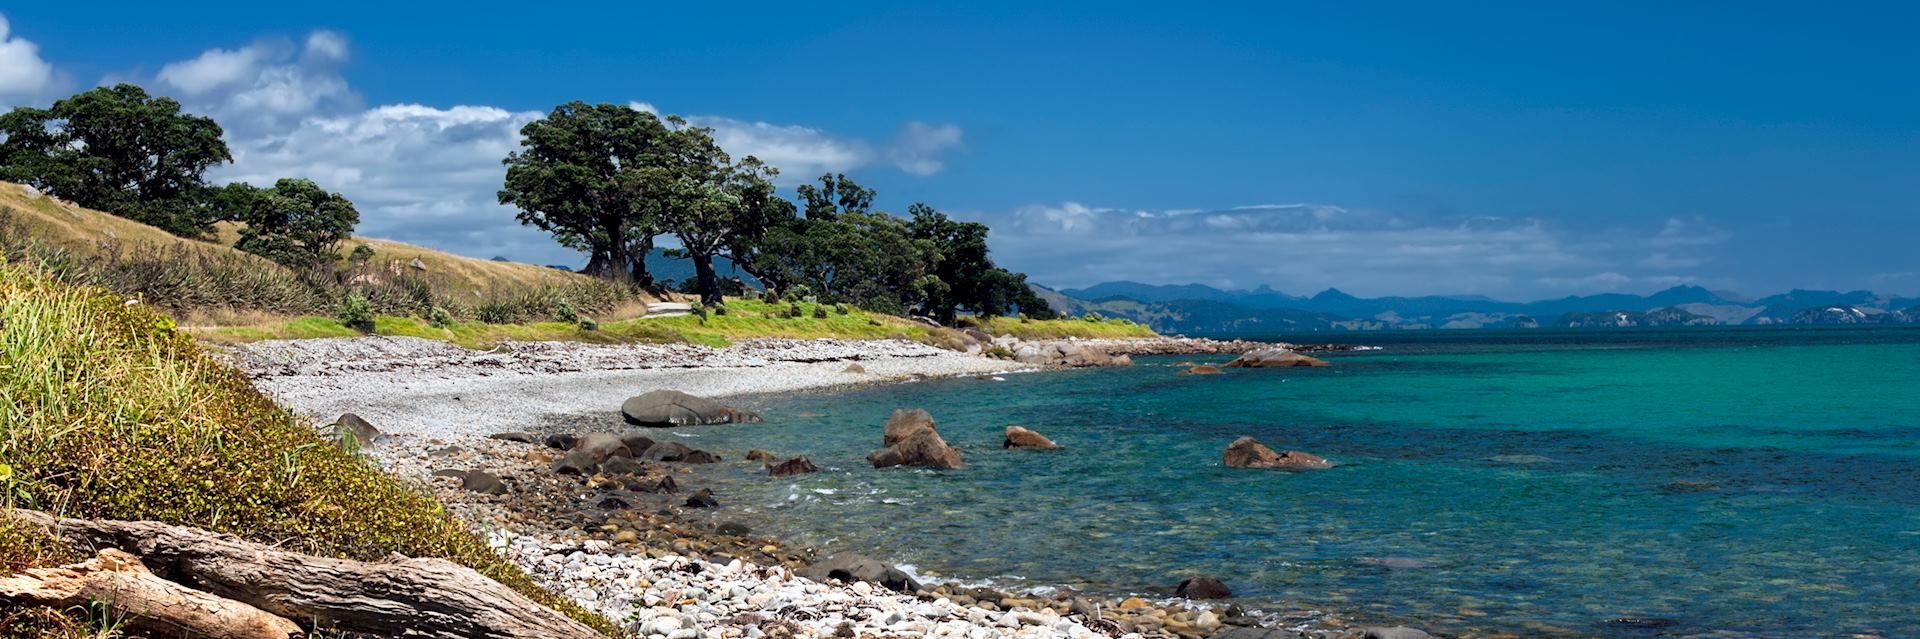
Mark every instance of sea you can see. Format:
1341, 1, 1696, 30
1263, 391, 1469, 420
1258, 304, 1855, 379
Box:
678, 326, 1920, 638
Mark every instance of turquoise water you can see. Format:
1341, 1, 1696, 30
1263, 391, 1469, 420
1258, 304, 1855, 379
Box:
675, 326, 1920, 638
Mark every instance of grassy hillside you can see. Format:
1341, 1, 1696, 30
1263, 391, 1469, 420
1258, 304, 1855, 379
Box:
972, 314, 1158, 339
0, 261, 617, 636
0, 182, 648, 326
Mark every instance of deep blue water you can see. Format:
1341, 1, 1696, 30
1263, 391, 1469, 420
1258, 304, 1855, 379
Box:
667, 326, 1920, 638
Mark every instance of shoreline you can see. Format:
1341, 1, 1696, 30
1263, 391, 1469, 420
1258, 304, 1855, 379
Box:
229, 335, 1423, 639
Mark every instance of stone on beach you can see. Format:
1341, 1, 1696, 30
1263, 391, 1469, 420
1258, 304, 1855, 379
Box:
868, 409, 965, 469
800, 554, 923, 594
331, 412, 380, 446
549, 432, 634, 475
486, 431, 537, 444
460, 470, 509, 495
620, 389, 763, 427
1004, 425, 1062, 450
1223, 436, 1334, 470
1223, 348, 1329, 368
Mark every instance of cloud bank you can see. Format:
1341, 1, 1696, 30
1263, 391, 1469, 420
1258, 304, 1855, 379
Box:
0, 14, 57, 102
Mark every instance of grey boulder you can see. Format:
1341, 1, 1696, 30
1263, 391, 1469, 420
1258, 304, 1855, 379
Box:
621, 390, 762, 427
800, 554, 923, 593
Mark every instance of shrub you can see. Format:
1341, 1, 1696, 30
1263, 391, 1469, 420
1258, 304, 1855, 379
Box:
555, 298, 579, 323
764, 289, 782, 304
834, 303, 849, 315
812, 305, 828, 319
350, 243, 376, 263
983, 345, 1014, 360
338, 294, 374, 333
787, 302, 803, 319
1081, 312, 1104, 322
579, 317, 599, 331
429, 306, 454, 328
712, 304, 727, 317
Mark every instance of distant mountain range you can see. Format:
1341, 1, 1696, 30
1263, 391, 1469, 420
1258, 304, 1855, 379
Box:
1039, 281, 1920, 334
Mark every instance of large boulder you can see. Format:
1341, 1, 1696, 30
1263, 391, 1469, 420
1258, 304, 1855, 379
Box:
768, 456, 820, 476
1223, 348, 1329, 368
640, 441, 694, 462
621, 390, 763, 427
869, 410, 964, 469
1223, 436, 1334, 470
1011, 342, 1131, 368
800, 554, 923, 593
1175, 575, 1233, 599
1003, 426, 1061, 450
550, 432, 638, 474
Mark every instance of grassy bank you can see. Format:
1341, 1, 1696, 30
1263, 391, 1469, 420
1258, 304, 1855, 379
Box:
193, 297, 945, 349
0, 262, 617, 636
973, 315, 1158, 339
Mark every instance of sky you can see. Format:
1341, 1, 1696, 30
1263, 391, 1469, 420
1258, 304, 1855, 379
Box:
1, 2, 1915, 300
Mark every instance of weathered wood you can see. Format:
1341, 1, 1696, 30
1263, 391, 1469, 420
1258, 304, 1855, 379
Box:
0, 548, 303, 639
12, 509, 603, 639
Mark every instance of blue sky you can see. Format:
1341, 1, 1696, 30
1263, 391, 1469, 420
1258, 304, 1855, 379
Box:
2, 2, 1915, 299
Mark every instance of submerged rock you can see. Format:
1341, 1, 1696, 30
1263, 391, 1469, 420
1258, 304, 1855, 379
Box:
1340, 627, 1434, 639
744, 449, 778, 461
684, 488, 719, 508
868, 409, 964, 469
1223, 348, 1329, 368
1003, 425, 1061, 450
1175, 575, 1233, 599
1180, 364, 1224, 376
768, 456, 820, 477
800, 554, 923, 593
1223, 436, 1334, 470
621, 389, 762, 427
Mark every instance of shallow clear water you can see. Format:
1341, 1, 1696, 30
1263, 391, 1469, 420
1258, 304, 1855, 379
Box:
670, 326, 1920, 638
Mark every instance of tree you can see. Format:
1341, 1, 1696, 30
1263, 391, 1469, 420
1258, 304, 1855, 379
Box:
231, 179, 361, 269
646, 120, 795, 306
908, 204, 996, 324
0, 84, 232, 237
499, 102, 668, 285
794, 173, 874, 220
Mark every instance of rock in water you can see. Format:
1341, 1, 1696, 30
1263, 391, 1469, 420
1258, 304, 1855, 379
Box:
1222, 348, 1329, 368
1180, 364, 1224, 376
332, 413, 380, 446
621, 389, 763, 427
1342, 627, 1434, 639
868, 410, 964, 469
1003, 426, 1062, 450
640, 442, 693, 462
682, 450, 722, 464
745, 449, 778, 461
1175, 576, 1233, 599
685, 488, 719, 508
460, 471, 509, 495
800, 554, 923, 593
1222, 436, 1334, 470
768, 456, 820, 476
882, 409, 937, 446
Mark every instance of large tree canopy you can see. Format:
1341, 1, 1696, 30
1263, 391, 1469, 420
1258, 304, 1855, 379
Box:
648, 119, 795, 306
499, 101, 669, 285
0, 84, 232, 237
230, 178, 361, 269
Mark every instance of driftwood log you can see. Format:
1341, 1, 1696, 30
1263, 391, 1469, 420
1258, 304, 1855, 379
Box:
11, 509, 602, 639
0, 548, 303, 639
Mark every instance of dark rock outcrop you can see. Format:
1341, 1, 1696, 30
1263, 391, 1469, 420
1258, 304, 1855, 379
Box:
621, 389, 762, 427
641, 442, 694, 463
682, 450, 722, 464
800, 554, 923, 593
768, 456, 820, 477
1003, 426, 1061, 450
745, 449, 778, 462
684, 488, 719, 508
1175, 576, 1232, 599
543, 433, 579, 451
550, 433, 634, 475
1222, 348, 1328, 368
1223, 436, 1334, 470
868, 409, 964, 469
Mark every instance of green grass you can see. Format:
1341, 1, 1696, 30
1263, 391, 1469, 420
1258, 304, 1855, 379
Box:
974, 315, 1158, 339
0, 260, 618, 635
194, 297, 944, 349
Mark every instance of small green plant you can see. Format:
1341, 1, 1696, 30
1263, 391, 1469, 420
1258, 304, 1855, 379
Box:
429, 306, 454, 328
1081, 311, 1104, 322
554, 298, 579, 323
812, 305, 828, 319
349, 243, 375, 263
787, 302, 803, 319
712, 304, 727, 316
983, 345, 1014, 359
338, 294, 375, 333
764, 289, 782, 304
834, 303, 849, 315
579, 317, 599, 331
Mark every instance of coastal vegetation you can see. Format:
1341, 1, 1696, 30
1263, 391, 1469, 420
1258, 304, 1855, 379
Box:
0, 262, 615, 634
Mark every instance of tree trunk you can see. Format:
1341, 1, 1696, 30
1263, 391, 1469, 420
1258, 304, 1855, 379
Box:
10, 510, 603, 639
627, 234, 657, 291
1, 548, 303, 639
691, 250, 722, 307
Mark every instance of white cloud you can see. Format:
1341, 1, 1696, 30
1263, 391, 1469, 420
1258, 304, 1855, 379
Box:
156, 32, 355, 134
887, 121, 964, 176
688, 115, 872, 182
0, 14, 56, 98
